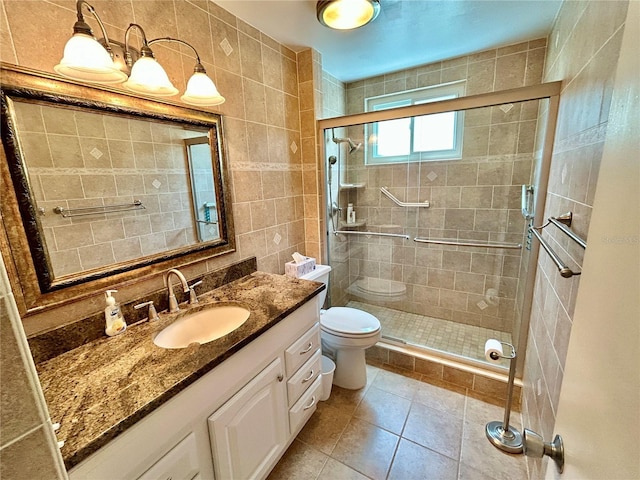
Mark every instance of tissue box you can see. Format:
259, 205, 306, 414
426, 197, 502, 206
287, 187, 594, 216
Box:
285, 257, 316, 278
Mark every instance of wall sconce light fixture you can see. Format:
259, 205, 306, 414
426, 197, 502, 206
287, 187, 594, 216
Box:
316, 0, 381, 30
55, 0, 225, 106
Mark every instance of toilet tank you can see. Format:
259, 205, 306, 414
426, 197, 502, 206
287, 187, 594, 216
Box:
300, 264, 331, 307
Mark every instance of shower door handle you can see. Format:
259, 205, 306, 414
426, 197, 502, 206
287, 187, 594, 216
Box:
521, 185, 534, 220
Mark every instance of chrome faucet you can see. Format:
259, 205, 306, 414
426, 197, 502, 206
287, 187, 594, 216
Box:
165, 269, 189, 313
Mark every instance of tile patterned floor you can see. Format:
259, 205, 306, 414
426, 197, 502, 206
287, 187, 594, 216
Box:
346, 301, 512, 365
269, 364, 529, 480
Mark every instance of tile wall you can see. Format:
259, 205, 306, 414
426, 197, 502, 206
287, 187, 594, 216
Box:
0, 249, 66, 478
522, 1, 629, 478
297, 49, 324, 262
345, 38, 547, 114
0, 0, 312, 335
321, 70, 347, 120
320, 70, 348, 306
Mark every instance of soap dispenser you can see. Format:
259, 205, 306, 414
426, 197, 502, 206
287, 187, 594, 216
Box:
104, 290, 127, 337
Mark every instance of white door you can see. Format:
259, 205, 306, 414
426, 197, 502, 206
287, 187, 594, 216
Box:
208, 358, 288, 480
546, 2, 640, 478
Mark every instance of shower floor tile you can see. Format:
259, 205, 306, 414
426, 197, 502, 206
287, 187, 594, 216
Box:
346, 301, 512, 364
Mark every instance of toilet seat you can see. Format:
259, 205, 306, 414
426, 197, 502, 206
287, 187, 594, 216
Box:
320, 307, 381, 339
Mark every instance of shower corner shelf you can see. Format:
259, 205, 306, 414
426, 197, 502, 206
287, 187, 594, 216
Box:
339, 182, 366, 190
339, 219, 367, 228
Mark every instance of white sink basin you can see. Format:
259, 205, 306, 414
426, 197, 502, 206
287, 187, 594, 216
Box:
153, 306, 251, 349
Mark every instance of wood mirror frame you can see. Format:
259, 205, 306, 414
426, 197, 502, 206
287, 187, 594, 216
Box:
0, 64, 235, 316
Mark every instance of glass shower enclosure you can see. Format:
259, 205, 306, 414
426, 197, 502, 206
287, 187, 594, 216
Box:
319, 83, 560, 371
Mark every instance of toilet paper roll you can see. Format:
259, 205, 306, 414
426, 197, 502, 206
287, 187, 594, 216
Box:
484, 339, 504, 363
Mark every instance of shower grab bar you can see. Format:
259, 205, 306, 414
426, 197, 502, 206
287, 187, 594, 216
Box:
529, 228, 581, 278
413, 237, 522, 249
53, 200, 145, 218
521, 184, 534, 219
380, 187, 430, 208
334, 230, 410, 240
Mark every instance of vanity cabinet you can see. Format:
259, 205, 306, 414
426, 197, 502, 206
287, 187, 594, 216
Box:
208, 358, 288, 479
137, 433, 200, 480
207, 323, 322, 479
69, 296, 320, 480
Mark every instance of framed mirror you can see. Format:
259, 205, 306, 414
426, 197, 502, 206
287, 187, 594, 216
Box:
0, 64, 235, 314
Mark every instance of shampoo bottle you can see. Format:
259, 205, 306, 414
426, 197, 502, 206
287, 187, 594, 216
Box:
105, 290, 127, 337
346, 203, 354, 224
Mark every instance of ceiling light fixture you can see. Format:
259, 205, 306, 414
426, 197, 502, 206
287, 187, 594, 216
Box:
316, 0, 381, 30
55, 0, 225, 106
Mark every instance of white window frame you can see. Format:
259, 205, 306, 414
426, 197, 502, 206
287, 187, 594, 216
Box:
365, 81, 466, 165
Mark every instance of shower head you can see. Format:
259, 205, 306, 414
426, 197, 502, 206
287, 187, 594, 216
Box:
328, 155, 338, 165
348, 139, 363, 154
332, 137, 362, 154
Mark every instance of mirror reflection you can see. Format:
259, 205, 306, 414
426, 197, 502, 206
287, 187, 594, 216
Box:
185, 137, 220, 242
10, 100, 222, 279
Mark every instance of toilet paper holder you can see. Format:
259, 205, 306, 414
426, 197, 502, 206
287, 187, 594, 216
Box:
485, 341, 524, 454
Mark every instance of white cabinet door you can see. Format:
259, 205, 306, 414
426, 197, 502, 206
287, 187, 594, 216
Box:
137, 433, 199, 480
208, 358, 288, 480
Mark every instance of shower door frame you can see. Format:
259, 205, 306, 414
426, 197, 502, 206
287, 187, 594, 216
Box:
317, 82, 561, 375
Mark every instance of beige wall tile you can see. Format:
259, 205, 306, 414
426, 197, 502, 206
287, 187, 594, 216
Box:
175, 1, 214, 65
3, 0, 69, 72
250, 199, 276, 231
267, 126, 288, 162
40, 174, 84, 201
0, 425, 63, 479
232, 170, 263, 202
0, 1, 16, 64
215, 70, 246, 120
78, 243, 116, 270
495, 52, 527, 90
0, 297, 42, 445
104, 116, 132, 141
265, 87, 285, 128
49, 249, 82, 276
243, 78, 267, 123
49, 135, 84, 168
19, 132, 53, 168
262, 44, 283, 90
246, 122, 269, 164
210, 16, 240, 74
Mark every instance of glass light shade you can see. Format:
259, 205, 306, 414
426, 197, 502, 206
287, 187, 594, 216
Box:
123, 56, 179, 96
318, 0, 379, 30
54, 33, 128, 84
181, 72, 225, 106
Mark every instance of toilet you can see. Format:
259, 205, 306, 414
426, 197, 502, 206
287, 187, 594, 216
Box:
300, 265, 381, 390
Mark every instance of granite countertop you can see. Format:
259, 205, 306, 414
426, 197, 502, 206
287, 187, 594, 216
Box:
36, 272, 323, 470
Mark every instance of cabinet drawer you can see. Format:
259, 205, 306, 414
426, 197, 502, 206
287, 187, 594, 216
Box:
137, 432, 199, 480
289, 375, 322, 435
287, 349, 321, 407
285, 323, 320, 377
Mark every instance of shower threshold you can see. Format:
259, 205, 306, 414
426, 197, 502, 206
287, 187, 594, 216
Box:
346, 300, 512, 365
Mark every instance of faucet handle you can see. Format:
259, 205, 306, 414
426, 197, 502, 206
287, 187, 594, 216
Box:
134, 300, 159, 321
188, 280, 203, 304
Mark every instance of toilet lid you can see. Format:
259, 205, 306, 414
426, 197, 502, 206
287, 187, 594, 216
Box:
320, 307, 381, 336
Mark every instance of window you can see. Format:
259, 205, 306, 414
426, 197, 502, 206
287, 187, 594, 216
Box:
365, 81, 465, 165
